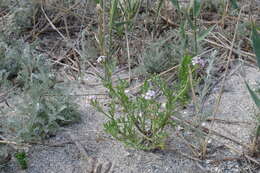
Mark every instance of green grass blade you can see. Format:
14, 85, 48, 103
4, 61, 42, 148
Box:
109, 0, 119, 32
186, 14, 195, 30
251, 25, 260, 69
197, 25, 215, 42
246, 82, 260, 109
114, 20, 132, 27
193, 0, 201, 17
169, 0, 180, 10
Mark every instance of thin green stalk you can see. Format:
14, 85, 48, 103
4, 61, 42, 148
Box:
125, 25, 131, 83
194, 16, 198, 54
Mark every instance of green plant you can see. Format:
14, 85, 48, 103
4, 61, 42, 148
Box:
14, 151, 27, 169
175, 0, 212, 102
0, 37, 24, 85
0, 0, 11, 9
90, 57, 200, 150
94, 0, 143, 64
0, 36, 80, 142
0, 144, 12, 168
0, 1, 39, 35
246, 24, 260, 156
17, 94, 80, 141
137, 37, 179, 74
91, 0, 213, 151
91, 77, 175, 150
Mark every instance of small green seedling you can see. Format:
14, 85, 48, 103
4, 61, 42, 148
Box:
15, 152, 28, 170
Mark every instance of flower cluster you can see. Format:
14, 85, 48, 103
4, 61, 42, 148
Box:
191, 56, 205, 67
142, 90, 156, 100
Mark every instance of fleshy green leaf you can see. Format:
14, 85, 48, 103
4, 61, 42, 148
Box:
251, 25, 260, 69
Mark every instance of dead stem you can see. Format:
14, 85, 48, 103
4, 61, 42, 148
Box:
202, 5, 247, 158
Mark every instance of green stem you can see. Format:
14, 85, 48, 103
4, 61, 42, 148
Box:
194, 16, 198, 54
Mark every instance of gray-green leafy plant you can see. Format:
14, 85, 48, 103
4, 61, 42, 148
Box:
138, 37, 179, 74
0, 1, 39, 35
0, 36, 80, 142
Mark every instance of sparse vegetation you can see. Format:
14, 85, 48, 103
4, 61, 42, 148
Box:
246, 24, 260, 156
14, 151, 27, 169
0, 0, 260, 172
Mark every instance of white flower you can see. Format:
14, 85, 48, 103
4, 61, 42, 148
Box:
96, 4, 102, 11
143, 90, 156, 100
124, 89, 129, 94
89, 95, 97, 100
161, 103, 166, 108
201, 122, 206, 127
176, 125, 184, 131
191, 56, 205, 67
205, 160, 211, 164
144, 95, 151, 100
146, 90, 156, 97
97, 56, 107, 63
48, 73, 55, 79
